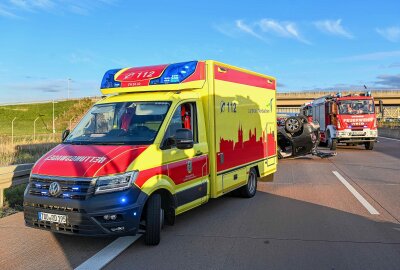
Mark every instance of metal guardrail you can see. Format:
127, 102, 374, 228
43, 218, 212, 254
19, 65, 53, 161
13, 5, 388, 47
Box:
0, 163, 33, 208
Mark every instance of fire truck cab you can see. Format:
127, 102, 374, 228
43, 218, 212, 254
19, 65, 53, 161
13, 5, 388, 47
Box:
312, 92, 378, 150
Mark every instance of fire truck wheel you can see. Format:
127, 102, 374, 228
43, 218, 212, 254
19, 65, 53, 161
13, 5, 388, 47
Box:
365, 141, 374, 150
144, 194, 163, 246
285, 117, 302, 133
238, 168, 258, 198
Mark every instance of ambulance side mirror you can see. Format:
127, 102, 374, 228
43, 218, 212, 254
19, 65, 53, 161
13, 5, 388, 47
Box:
175, 128, 194, 150
62, 129, 70, 141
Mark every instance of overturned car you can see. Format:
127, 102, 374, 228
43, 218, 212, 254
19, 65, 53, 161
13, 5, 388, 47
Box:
277, 116, 336, 159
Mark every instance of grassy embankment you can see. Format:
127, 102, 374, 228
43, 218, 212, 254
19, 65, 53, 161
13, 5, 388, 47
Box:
0, 98, 95, 166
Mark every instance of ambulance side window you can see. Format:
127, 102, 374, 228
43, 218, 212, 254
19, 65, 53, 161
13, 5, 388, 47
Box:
162, 102, 198, 149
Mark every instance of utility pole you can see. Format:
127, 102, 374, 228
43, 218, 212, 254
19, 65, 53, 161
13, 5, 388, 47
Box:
11, 117, 17, 146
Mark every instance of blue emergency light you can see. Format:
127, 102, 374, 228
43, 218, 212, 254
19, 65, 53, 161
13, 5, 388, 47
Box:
150, 61, 197, 85
101, 68, 122, 89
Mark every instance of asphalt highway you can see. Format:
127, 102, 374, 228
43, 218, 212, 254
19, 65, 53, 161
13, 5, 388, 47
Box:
0, 137, 399, 270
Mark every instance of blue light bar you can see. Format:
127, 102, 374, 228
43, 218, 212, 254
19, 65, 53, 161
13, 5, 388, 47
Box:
63, 193, 71, 198
101, 69, 122, 89
150, 61, 197, 85
72, 186, 80, 191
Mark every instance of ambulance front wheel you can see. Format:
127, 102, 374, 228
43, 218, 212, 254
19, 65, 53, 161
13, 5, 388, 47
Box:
238, 168, 258, 198
144, 194, 163, 246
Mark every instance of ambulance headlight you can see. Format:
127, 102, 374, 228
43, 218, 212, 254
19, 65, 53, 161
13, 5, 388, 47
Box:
95, 171, 138, 194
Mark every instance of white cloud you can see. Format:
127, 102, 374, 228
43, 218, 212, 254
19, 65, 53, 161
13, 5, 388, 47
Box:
235, 20, 265, 41
314, 19, 353, 39
10, 0, 54, 11
1, 0, 115, 18
216, 18, 309, 44
0, 4, 20, 18
376, 27, 400, 42
258, 19, 310, 44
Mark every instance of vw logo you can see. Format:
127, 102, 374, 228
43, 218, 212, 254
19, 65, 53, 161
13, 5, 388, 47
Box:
48, 182, 61, 197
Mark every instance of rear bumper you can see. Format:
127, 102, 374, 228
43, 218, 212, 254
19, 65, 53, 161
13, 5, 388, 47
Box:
24, 187, 147, 236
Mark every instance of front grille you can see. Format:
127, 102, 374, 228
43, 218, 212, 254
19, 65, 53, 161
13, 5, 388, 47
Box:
24, 202, 85, 213
33, 220, 79, 233
29, 175, 95, 200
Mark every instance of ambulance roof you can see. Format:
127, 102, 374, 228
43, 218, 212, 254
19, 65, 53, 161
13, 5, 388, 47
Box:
100, 60, 276, 95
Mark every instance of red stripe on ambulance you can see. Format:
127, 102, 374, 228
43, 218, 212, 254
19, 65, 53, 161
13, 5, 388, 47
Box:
214, 65, 275, 90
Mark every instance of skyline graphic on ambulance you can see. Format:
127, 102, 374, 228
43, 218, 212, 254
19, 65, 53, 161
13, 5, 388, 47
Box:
217, 125, 276, 171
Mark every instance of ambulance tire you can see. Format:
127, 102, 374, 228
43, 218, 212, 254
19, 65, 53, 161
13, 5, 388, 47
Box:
144, 194, 162, 246
238, 168, 258, 198
365, 141, 374, 150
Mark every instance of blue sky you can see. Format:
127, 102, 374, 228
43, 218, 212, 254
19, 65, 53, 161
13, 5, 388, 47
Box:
0, 0, 399, 103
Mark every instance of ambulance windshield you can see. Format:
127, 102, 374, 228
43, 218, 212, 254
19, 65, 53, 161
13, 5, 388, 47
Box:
64, 101, 170, 145
338, 100, 374, 115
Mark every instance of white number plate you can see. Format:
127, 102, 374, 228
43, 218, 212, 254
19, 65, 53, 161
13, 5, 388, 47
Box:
38, 212, 67, 224
352, 131, 365, 135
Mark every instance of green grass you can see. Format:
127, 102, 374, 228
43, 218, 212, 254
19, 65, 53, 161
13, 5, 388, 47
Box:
0, 98, 96, 136
0, 98, 96, 166
1, 184, 27, 218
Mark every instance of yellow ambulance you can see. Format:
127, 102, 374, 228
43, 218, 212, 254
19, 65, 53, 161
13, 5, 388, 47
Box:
24, 60, 277, 245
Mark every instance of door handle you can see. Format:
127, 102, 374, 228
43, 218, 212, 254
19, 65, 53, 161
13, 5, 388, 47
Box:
195, 151, 203, 156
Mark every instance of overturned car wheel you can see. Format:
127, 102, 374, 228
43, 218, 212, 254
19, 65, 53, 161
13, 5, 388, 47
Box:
285, 117, 302, 134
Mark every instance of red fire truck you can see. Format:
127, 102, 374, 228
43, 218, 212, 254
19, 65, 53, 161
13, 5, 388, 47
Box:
311, 92, 378, 150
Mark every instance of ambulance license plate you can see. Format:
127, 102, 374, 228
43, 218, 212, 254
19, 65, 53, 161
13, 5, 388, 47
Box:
38, 212, 67, 224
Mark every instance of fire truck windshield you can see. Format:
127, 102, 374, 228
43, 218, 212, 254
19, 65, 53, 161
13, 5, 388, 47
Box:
64, 101, 170, 145
338, 100, 374, 115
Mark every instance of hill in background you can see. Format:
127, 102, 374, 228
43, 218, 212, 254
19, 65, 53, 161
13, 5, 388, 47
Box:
0, 98, 96, 136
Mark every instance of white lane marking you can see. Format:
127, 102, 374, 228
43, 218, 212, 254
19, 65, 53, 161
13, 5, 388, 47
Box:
332, 171, 380, 215
75, 235, 141, 270
379, 136, 400, 142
